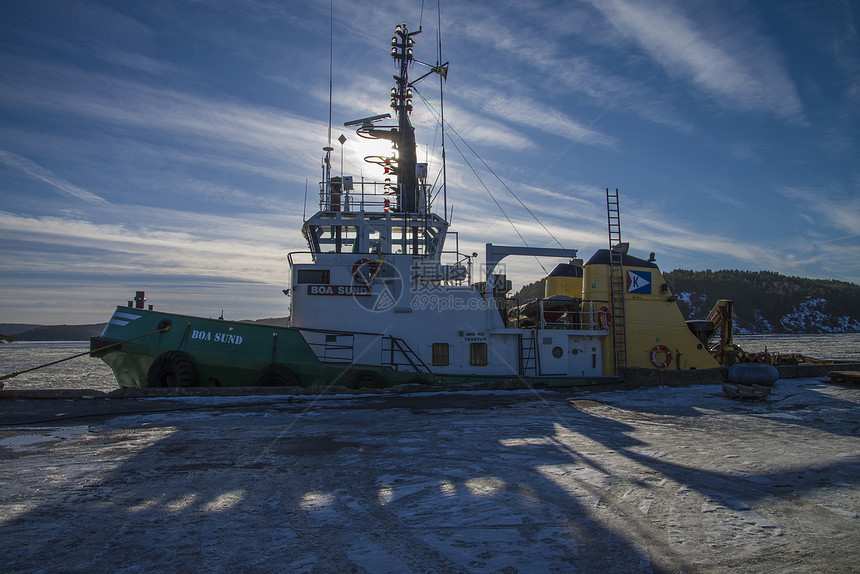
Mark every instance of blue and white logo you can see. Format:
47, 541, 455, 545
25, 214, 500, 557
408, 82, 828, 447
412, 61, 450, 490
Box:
627, 270, 651, 294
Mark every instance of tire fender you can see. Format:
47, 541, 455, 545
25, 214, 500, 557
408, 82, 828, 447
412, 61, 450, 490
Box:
251, 363, 301, 387
348, 370, 386, 389
147, 351, 198, 387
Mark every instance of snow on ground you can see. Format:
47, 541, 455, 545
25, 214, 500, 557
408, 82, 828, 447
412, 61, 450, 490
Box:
1, 379, 858, 573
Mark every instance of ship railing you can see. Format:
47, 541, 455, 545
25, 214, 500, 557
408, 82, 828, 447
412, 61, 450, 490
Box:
505, 298, 612, 331
295, 327, 430, 374
300, 330, 355, 363
287, 251, 315, 266
410, 251, 472, 286
319, 178, 432, 213
382, 336, 431, 374
436, 250, 473, 285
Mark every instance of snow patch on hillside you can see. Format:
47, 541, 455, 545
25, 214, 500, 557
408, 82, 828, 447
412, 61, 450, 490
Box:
676, 292, 709, 318
780, 297, 860, 333
677, 291, 859, 334
752, 310, 775, 334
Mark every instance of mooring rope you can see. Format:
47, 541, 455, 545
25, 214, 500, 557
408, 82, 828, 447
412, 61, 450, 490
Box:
0, 327, 169, 382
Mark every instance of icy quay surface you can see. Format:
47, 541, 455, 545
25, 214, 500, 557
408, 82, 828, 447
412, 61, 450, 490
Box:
1, 381, 858, 573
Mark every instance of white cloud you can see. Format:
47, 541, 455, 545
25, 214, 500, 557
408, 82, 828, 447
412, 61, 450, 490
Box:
0, 150, 109, 205
446, 1, 692, 132
413, 96, 539, 153
779, 186, 860, 237
0, 209, 304, 286
0, 57, 324, 169
584, 0, 805, 122
462, 88, 616, 149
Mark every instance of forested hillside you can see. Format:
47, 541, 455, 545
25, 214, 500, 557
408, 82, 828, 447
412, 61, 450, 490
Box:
664, 270, 860, 333
512, 270, 860, 334
514, 279, 546, 302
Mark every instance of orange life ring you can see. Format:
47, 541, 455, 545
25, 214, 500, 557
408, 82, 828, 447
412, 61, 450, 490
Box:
352, 258, 379, 285
597, 306, 612, 329
651, 345, 672, 368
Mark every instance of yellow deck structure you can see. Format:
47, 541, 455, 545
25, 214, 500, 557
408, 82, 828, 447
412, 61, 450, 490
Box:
547, 249, 723, 376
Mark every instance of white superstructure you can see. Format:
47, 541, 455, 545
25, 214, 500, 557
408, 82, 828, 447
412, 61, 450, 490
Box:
287, 22, 606, 382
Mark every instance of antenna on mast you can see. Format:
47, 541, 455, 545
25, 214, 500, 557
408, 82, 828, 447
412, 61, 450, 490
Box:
321, 0, 334, 210
327, 0, 333, 150
302, 178, 308, 221
437, 0, 448, 223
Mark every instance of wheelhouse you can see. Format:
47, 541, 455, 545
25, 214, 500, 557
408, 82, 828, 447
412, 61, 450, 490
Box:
302, 211, 448, 259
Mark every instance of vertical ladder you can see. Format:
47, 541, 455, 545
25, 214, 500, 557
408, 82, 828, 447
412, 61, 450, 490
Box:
606, 188, 628, 370
519, 329, 538, 376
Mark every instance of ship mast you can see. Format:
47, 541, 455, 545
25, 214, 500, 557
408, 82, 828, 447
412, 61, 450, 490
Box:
346, 21, 449, 225
346, 23, 422, 215
391, 22, 420, 213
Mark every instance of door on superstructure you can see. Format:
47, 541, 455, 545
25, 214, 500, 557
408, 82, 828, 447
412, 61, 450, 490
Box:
569, 336, 601, 376
568, 336, 587, 376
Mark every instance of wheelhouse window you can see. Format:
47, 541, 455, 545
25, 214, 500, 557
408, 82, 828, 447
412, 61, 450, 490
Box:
424, 225, 442, 255
296, 269, 330, 284
432, 343, 449, 366
306, 225, 358, 254
470, 342, 487, 366
302, 214, 446, 256
390, 225, 442, 255
367, 228, 387, 254
391, 227, 404, 254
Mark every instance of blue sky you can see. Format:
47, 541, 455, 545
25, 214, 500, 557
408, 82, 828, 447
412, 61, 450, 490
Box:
1, 0, 858, 325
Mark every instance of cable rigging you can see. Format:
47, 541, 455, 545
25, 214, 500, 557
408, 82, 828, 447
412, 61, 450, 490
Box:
413, 87, 569, 273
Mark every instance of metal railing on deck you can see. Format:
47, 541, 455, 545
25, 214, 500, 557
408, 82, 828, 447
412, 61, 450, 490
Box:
382, 336, 431, 374
505, 298, 612, 331
296, 328, 429, 374
302, 331, 354, 363
320, 179, 417, 212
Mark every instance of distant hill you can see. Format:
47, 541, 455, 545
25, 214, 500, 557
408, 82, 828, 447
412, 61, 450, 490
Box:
0, 323, 107, 341
512, 270, 860, 334
0, 323, 44, 336
240, 317, 289, 327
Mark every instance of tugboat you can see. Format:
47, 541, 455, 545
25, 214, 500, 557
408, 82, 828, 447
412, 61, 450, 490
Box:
90, 23, 735, 389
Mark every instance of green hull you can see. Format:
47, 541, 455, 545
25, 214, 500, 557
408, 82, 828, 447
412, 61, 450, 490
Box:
91, 306, 615, 389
